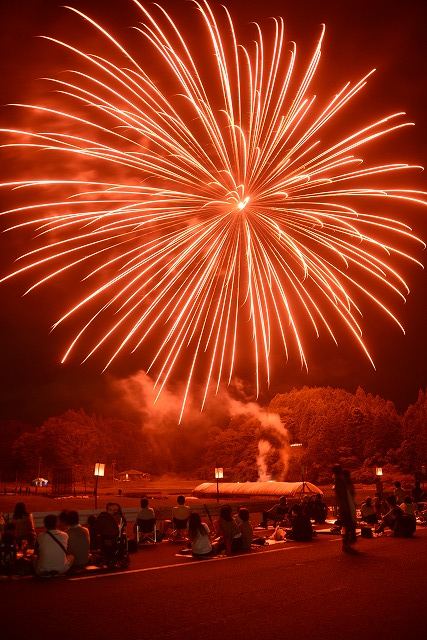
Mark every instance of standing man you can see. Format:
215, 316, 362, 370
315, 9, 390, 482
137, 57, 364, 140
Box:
332, 465, 358, 554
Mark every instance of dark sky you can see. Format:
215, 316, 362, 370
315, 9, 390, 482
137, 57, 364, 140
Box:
1, 0, 426, 425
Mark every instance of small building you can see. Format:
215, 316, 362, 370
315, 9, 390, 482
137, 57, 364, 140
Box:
118, 470, 150, 482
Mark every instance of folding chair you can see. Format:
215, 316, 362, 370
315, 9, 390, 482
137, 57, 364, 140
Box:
136, 518, 156, 544
170, 516, 189, 540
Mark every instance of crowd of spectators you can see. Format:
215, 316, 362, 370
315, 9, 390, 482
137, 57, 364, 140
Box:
1, 477, 426, 575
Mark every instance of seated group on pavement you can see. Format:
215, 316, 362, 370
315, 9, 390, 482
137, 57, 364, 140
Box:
2, 482, 423, 576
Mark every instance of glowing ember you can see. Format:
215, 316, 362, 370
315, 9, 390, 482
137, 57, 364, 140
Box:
0, 1, 425, 421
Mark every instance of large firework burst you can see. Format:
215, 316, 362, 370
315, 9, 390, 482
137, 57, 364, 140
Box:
1, 0, 425, 420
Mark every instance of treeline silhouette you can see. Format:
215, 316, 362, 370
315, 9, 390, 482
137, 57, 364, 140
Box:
1, 386, 425, 484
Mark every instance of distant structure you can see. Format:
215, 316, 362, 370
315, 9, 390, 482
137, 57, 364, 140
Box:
193, 481, 322, 499
118, 470, 150, 482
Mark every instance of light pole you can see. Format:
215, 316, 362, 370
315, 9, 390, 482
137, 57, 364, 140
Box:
215, 467, 223, 504
376, 467, 383, 501
94, 462, 105, 510
290, 443, 304, 490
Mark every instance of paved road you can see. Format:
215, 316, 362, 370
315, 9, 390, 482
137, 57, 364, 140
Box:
2, 527, 426, 639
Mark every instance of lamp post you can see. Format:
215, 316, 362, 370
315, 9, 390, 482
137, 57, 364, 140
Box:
290, 443, 304, 490
376, 467, 383, 501
215, 467, 223, 503
94, 462, 105, 510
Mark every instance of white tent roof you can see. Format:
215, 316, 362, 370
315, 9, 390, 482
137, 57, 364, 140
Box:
193, 481, 323, 498
118, 470, 146, 476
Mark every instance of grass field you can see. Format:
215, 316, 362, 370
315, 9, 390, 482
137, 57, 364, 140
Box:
0, 475, 382, 516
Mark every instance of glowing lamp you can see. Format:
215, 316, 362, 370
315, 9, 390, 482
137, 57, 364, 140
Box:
94, 463, 105, 477
94, 462, 106, 509
215, 467, 223, 504
375, 467, 383, 501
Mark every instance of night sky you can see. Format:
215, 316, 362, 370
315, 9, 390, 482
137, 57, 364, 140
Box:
1, 0, 426, 425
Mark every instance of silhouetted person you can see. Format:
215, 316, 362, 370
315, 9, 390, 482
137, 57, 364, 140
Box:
360, 497, 378, 525
332, 465, 358, 554
287, 504, 313, 541
33, 514, 74, 576
11, 502, 36, 549
215, 505, 243, 555
375, 496, 402, 534
66, 510, 90, 568
412, 481, 423, 505
259, 496, 288, 528
188, 512, 214, 557
393, 481, 405, 505
237, 508, 253, 550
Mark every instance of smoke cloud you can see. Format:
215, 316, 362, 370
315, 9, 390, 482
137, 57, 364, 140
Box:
107, 369, 290, 477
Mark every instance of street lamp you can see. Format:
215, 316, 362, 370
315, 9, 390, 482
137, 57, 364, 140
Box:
376, 467, 383, 501
290, 443, 305, 491
94, 462, 105, 510
215, 467, 223, 504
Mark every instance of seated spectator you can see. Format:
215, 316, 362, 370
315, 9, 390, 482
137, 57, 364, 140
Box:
66, 511, 90, 568
163, 495, 190, 536
302, 494, 327, 523
238, 508, 253, 551
373, 494, 386, 521
11, 502, 36, 549
33, 514, 74, 576
188, 512, 214, 557
393, 481, 405, 505
215, 505, 243, 555
58, 510, 70, 532
133, 498, 155, 542
360, 497, 378, 525
311, 495, 328, 523
234, 505, 245, 526
86, 515, 100, 551
286, 504, 313, 542
412, 481, 423, 505
95, 506, 120, 544
400, 496, 417, 520
259, 496, 289, 528
392, 509, 416, 537
375, 496, 402, 534
136, 498, 155, 522
173, 495, 190, 525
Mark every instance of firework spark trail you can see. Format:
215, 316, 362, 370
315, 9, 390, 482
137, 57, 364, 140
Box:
0, 0, 426, 421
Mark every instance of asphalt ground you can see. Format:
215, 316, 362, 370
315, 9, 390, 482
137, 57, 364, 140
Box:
2, 523, 426, 640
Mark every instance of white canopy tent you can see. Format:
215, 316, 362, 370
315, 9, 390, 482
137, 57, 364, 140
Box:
192, 481, 323, 499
